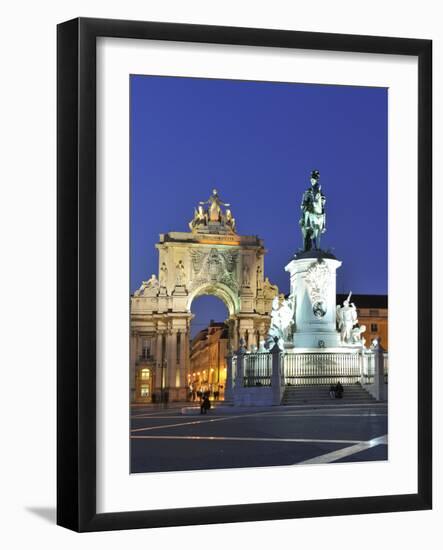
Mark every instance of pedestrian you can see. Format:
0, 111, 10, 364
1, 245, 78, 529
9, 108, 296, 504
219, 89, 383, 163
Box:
200, 395, 211, 414
335, 381, 343, 399
152, 392, 157, 404
163, 389, 169, 408
329, 385, 335, 399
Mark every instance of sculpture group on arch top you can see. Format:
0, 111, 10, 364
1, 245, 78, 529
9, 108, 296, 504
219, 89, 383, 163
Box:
133, 171, 369, 351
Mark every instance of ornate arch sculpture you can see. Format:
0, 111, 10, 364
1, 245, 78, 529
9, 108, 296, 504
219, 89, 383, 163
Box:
130, 191, 278, 402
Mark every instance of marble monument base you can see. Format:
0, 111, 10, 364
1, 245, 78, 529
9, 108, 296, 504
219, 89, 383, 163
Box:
285, 250, 342, 349
293, 330, 341, 349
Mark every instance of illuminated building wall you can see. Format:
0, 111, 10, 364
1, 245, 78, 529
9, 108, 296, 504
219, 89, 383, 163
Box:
189, 321, 229, 399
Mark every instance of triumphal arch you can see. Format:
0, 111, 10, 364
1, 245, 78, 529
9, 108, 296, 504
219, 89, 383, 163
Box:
130, 189, 278, 402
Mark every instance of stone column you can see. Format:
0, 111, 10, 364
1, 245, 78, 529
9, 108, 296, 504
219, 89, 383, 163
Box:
167, 330, 177, 396
184, 327, 190, 388
130, 332, 138, 403
176, 331, 183, 388
155, 332, 163, 391
224, 353, 233, 403
177, 330, 188, 399
374, 345, 386, 401
234, 342, 246, 390
228, 318, 238, 352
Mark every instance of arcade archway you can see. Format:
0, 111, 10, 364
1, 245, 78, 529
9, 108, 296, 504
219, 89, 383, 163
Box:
189, 294, 230, 401
130, 189, 279, 402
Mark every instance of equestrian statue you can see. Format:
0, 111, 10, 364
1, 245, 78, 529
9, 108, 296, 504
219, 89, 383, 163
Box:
299, 170, 326, 251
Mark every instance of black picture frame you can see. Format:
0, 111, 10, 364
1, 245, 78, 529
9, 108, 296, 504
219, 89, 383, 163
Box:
57, 17, 432, 532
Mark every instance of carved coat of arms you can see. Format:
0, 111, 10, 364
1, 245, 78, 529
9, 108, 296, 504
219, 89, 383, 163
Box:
189, 248, 238, 290
304, 259, 330, 318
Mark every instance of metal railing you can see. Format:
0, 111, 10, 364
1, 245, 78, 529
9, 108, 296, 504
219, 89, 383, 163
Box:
361, 352, 375, 385
243, 352, 273, 387
383, 353, 388, 383
231, 354, 237, 385
228, 347, 388, 399
283, 351, 361, 386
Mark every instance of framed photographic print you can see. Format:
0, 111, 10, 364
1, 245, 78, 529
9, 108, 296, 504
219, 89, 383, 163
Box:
57, 17, 432, 532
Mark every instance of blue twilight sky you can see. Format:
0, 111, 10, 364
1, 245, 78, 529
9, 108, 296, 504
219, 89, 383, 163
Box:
130, 75, 388, 334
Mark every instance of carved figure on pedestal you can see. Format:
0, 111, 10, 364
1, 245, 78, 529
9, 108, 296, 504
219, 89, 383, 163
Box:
242, 263, 250, 287
263, 277, 278, 300
134, 281, 147, 297
200, 188, 230, 222
134, 274, 159, 296
188, 189, 237, 234
299, 170, 326, 251
225, 209, 236, 232
336, 291, 358, 344
146, 274, 159, 288
175, 260, 186, 286
160, 262, 168, 288
351, 324, 367, 347
188, 205, 207, 231
267, 294, 294, 348
256, 264, 263, 290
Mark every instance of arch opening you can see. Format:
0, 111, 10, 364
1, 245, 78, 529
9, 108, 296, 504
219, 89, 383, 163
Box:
186, 282, 239, 317
189, 294, 231, 402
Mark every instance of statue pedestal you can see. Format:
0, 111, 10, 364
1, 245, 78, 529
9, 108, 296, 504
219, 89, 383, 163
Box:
239, 285, 254, 312
172, 285, 188, 312
285, 251, 342, 348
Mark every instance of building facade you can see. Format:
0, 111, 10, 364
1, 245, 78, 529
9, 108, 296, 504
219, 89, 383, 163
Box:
189, 322, 229, 400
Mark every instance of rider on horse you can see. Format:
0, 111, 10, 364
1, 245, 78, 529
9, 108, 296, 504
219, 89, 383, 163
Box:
299, 170, 326, 251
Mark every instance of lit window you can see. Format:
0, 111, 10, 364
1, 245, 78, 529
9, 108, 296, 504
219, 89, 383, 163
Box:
140, 385, 150, 397
140, 368, 150, 380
